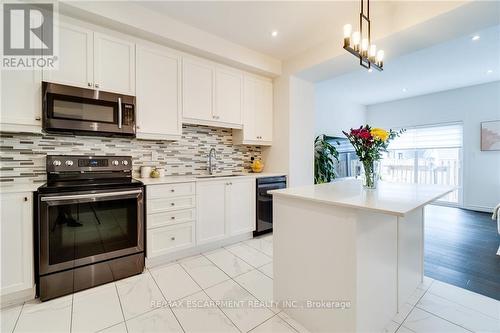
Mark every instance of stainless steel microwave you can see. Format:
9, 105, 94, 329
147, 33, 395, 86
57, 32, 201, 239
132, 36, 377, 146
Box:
42, 82, 136, 137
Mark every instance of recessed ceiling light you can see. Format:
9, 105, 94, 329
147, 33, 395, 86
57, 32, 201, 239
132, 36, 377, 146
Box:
367, 68, 373, 73
472, 35, 480, 41
271, 30, 278, 37
402, 88, 407, 92
486, 69, 493, 74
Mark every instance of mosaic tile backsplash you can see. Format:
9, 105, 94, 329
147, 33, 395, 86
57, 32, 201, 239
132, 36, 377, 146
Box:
0, 124, 262, 185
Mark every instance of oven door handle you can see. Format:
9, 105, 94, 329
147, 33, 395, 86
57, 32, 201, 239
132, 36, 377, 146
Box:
118, 97, 123, 129
40, 189, 142, 202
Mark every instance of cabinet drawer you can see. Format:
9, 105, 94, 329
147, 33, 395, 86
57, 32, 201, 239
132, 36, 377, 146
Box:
148, 196, 195, 214
147, 182, 195, 199
147, 208, 196, 229
147, 223, 194, 258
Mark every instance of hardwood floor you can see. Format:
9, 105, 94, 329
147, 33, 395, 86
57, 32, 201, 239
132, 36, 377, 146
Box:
424, 205, 500, 300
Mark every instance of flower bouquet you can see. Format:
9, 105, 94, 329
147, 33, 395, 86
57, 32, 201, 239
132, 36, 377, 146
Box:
343, 125, 404, 189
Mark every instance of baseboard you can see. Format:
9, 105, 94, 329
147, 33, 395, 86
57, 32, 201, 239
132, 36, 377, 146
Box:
0, 287, 35, 309
463, 205, 494, 214
146, 232, 253, 268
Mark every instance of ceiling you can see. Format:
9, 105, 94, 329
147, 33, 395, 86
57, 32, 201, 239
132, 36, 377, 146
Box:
136, 1, 396, 60
315, 24, 500, 105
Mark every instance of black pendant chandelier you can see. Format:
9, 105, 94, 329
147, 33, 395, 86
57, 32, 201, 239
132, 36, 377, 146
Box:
343, 0, 384, 71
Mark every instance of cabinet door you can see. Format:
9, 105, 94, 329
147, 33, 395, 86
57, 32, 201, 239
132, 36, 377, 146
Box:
0, 68, 42, 133
182, 57, 214, 122
94, 32, 135, 95
196, 181, 226, 244
256, 79, 273, 142
215, 67, 242, 126
242, 75, 258, 141
136, 45, 181, 140
226, 178, 256, 236
0, 192, 34, 296
43, 23, 93, 88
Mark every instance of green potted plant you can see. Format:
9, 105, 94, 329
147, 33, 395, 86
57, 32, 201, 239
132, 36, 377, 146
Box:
314, 135, 340, 184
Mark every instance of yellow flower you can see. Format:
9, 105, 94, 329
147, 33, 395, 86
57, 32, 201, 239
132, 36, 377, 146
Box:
370, 128, 389, 141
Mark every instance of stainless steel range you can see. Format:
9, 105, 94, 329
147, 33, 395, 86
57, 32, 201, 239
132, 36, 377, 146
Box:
35, 155, 144, 301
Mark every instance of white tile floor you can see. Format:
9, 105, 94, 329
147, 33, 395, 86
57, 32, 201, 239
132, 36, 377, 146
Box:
1, 234, 499, 333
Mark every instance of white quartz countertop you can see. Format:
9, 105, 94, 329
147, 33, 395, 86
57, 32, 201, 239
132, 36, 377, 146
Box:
0, 183, 41, 193
270, 179, 454, 217
136, 172, 287, 185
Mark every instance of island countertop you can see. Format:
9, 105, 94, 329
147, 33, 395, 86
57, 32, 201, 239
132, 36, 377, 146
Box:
270, 179, 454, 217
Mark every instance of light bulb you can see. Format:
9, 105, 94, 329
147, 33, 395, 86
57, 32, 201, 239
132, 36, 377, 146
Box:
361, 39, 369, 51
352, 32, 360, 45
343, 24, 352, 38
376, 50, 384, 63
369, 44, 377, 60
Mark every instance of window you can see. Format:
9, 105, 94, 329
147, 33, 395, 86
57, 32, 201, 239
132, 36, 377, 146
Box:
380, 123, 463, 205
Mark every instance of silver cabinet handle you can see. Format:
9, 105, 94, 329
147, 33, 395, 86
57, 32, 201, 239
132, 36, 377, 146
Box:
171, 216, 175, 220
87, 82, 92, 87
170, 236, 176, 241
41, 189, 142, 202
95, 83, 100, 89
136, 126, 140, 129
118, 97, 122, 129
35, 117, 41, 121
170, 189, 175, 192
170, 202, 175, 206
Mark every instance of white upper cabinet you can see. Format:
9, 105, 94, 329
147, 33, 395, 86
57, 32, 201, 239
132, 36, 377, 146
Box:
257, 79, 273, 142
136, 44, 182, 140
42, 23, 93, 88
196, 180, 226, 245
226, 178, 255, 236
234, 74, 273, 145
182, 56, 243, 129
94, 32, 135, 95
0, 192, 34, 299
1, 68, 42, 133
182, 56, 214, 122
215, 66, 243, 126
41, 22, 135, 95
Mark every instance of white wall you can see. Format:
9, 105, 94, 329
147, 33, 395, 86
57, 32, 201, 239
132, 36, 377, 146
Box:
314, 81, 367, 137
263, 76, 315, 187
367, 81, 500, 212
289, 77, 315, 187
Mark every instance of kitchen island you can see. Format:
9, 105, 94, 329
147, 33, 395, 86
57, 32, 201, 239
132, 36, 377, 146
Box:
271, 179, 453, 333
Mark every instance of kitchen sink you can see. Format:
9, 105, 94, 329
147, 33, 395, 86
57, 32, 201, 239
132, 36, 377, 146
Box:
196, 174, 243, 179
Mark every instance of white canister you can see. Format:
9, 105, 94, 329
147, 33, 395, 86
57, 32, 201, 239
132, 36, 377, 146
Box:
156, 167, 165, 178
140, 166, 152, 178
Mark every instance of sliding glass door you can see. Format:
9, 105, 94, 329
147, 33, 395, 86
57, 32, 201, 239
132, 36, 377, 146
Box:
380, 123, 463, 205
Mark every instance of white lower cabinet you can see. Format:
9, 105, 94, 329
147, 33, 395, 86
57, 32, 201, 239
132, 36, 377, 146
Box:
147, 223, 195, 258
197, 178, 255, 245
196, 180, 226, 244
0, 192, 34, 299
146, 182, 196, 260
226, 178, 256, 236
146, 177, 256, 261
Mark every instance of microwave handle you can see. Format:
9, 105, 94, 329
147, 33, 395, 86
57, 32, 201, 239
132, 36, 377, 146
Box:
118, 97, 122, 129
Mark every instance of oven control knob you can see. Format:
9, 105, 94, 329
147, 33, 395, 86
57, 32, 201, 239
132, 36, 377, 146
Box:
52, 160, 61, 166
112, 160, 119, 166
122, 160, 129, 166
65, 160, 74, 166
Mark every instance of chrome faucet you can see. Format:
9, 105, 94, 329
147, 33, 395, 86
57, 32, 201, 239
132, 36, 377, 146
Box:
208, 148, 217, 175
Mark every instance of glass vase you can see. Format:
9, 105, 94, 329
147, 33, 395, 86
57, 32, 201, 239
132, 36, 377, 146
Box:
362, 160, 380, 189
